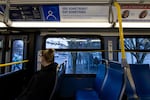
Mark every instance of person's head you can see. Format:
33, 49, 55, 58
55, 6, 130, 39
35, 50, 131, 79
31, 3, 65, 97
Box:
39, 49, 55, 67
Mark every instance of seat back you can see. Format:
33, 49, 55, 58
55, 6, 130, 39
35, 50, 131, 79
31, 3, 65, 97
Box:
56, 63, 66, 93
109, 61, 123, 71
49, 63, 59, 100
50, 63, 66, 100
129, 64, 150, 97
94, 64, 106, 93
100, 68, 125, 100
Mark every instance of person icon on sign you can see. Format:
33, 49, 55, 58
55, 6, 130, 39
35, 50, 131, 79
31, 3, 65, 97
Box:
46, 10, 57, 20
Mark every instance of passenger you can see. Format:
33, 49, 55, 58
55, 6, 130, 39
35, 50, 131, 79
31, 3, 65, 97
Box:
16, 49, 58, 100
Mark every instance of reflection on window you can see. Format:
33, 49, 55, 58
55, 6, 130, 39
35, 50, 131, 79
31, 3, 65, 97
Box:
46, 37, 102, 74
55, 52, 102, 74
118, 52, 150, 64
11, 40, 24, 71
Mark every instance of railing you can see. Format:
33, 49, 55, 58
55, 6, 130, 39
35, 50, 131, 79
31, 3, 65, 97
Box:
0, 60, 29, 68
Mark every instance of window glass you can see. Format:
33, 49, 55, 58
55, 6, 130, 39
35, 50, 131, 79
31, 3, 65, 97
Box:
124, 38, 150, 50
118, 52, 150, 64
46, 37, 102, 74
46, 37, 101, 49
11, 40, 24, 71
55, 51, 102, 74
119, 37, 150, 64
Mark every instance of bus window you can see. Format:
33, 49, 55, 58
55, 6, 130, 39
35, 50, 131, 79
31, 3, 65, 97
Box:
54, 51, 102, 74
119, 52, 150, 64
118, 37, 150, 64
46, 37, 102, 74
46, 38, 101, 49
11, 40, 24, 71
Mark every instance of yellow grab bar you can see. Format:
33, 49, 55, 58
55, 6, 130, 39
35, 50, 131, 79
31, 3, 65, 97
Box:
114, 2, 126, 59
114, 2, 139, 99
0, 60, 29, 68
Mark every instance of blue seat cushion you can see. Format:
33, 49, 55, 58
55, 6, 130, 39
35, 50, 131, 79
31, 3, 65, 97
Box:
130, 64, 150, 97
76, 89, 99, 100
128, 96, 150, 100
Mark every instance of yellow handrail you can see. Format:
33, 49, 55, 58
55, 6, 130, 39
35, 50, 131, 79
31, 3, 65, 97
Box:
0, 60, 29, 68
114, 2, 139, 99
114, 2, 126, 59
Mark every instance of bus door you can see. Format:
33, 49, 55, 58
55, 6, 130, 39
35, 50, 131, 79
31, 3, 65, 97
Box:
4, 35, 28, 73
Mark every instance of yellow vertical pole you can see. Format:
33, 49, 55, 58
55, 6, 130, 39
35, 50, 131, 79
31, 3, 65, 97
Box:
114, 2, 126, 59
113, 2, 139, 99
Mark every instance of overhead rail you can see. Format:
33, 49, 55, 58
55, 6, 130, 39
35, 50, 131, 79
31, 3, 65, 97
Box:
0, 60, 29, 68
0, 0, 149, 4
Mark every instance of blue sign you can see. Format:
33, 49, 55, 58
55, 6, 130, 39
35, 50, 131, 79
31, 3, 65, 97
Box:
42, 5, 60, 21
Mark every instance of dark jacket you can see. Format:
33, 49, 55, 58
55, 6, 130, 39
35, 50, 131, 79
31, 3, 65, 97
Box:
16, 63, 57, 100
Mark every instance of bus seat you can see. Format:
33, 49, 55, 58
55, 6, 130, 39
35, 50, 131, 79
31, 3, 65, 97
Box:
127, 64, 150, 99
109, 61, 123, 71
94, 64, 106, 92
56, 63, 66, 93
76, 90, 99, 100
109, 61, 132, 100
125, 78, 135, 99
76, 64, 106, 100
76, 67, 125, 100
48, 63, 59, 100
51, 63, 66, 100
99, 68, 125, 100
